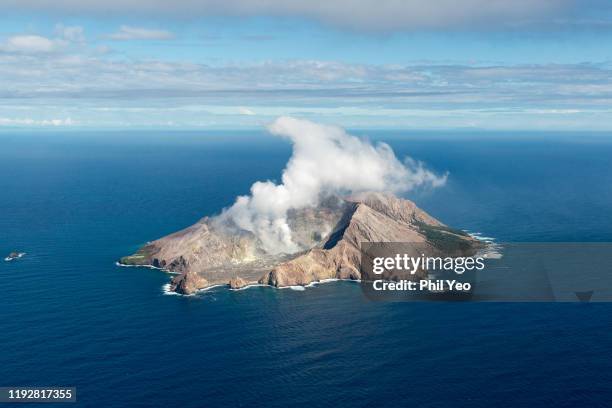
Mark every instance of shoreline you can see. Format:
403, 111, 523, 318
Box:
165, 276, 362, 297
117, 260, 362, 296
119, 231, 496, 297
115, 261, 181, 274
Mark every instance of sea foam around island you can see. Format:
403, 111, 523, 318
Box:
161, 279, 362, 296
465, 230, 503, 259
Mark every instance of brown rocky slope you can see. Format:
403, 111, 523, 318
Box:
120, 192, 479, 294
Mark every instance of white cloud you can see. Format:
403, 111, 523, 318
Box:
0, 25, 85, 54
0, 35, 59, 53
239, 107, 256, 115
108, 25, 175, 41
218, 116, 446, 253
0, 0, 580, 31
0, 117, 74, 126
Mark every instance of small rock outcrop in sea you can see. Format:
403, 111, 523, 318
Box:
4, 252, 25, 262
229, 277, 249, 289
170, 270, 208, 295
120, 192, 480, 295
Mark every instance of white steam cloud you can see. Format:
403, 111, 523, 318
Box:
219, 117, 447, 254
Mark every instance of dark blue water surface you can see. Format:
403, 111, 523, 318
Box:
1, 130, 612, 407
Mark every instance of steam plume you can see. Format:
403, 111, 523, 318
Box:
218, 117, 446, 254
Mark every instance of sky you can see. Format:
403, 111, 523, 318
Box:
1, 0, 612, 130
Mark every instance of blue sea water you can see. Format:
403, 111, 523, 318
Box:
1, 130, 612, 407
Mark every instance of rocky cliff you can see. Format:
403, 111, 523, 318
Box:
120, 192, 479, 295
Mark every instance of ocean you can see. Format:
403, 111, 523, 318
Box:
1, 130, 612, 407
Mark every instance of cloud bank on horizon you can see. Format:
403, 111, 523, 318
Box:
2, 53, 611, 130
218, 116, 446, 253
